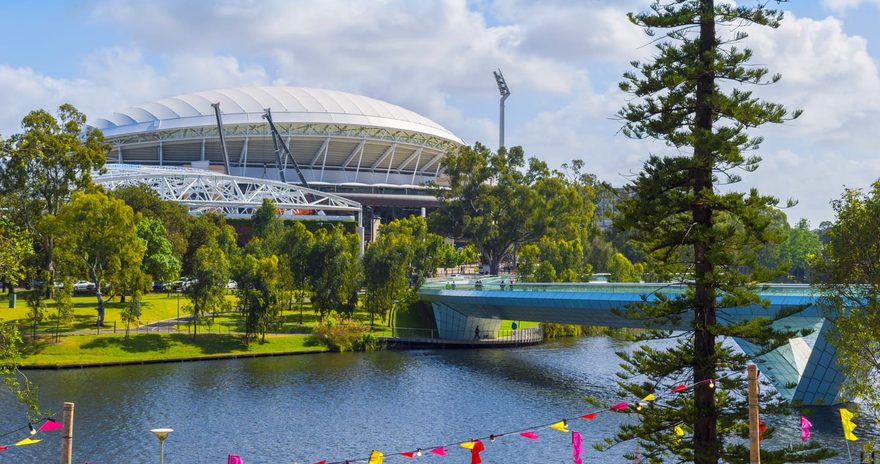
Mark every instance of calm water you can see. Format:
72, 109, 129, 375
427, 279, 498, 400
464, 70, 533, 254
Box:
0, 337, 873, 463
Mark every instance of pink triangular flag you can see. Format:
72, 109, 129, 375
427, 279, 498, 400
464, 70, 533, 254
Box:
610, 402, 629, 411
430, 447, 447, 456
801, 416, 812, 442
519, 431, 539, 440
39, 419, 64, 432
227, 455, 244, 464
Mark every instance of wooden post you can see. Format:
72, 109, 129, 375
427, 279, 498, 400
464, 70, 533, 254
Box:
748, 364, 760, 464
61, 402, 74, 464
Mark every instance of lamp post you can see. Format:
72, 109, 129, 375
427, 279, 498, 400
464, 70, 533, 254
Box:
150, 428, 173, 464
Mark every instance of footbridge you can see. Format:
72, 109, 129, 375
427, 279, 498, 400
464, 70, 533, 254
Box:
418, 277, 842, 406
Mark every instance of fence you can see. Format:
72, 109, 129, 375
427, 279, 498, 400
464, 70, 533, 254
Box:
388, 325, 543, 344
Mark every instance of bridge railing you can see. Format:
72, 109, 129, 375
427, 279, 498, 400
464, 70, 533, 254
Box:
421, 279, 815, 297
388, 325, 543, 344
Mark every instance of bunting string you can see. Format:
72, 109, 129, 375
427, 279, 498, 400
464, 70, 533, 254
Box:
312, 376, 736, 464
0, 417, 64, 453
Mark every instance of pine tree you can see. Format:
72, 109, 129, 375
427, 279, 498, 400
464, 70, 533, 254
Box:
607, 1, 832, 462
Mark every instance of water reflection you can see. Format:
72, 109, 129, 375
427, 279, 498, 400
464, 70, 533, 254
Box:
0, 338, 872, 463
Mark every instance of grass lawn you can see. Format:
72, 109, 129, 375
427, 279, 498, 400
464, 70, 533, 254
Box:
20, 332, 323, 367
0, 291, 237, 333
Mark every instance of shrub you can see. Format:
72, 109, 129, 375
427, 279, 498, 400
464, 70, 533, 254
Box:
309, 322, 372, 352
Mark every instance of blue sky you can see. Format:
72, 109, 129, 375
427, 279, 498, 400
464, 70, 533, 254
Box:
2, 0, 879, 224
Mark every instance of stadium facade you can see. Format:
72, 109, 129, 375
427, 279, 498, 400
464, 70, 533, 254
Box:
91, 86, 465, 224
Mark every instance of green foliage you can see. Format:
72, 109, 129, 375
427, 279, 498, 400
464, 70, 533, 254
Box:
0, 321, 41, 421
364, 232, 413, 326
308, 226, 362, 322
121, 292, 143, 338
183, 213, 237, 276
430, 143, 595, 274
48, 191, 145, 326
607, 252, 644, 283
814, 182, 880, 425
610, 2, 830, 463
186, 241, 231, 339
111, 184, 191, 257
759, 218, 822, 283
0, 104, 108, 286
137, 216, 182, 283
0, 216, 33, 287
280, 221, 316, 324
53, 279, 75, 341
235, 253, 280, 344
309, 322, 371, 352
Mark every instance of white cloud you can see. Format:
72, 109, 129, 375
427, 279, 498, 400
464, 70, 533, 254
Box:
822, 0, 880, 12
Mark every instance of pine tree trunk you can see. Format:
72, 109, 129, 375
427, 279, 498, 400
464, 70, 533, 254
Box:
693, 1, 718, 463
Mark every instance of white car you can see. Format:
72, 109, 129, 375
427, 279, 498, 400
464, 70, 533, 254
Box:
73, 280, 96, 293
226, 280, 238, 290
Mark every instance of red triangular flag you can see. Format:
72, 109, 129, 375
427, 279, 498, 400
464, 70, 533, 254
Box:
401, 452, 415, 458
610, 402, 629, 411
39, 419, 64, 432
0, 446, 7, 451
759, 420, 766, 441
313, 461, 326, 464
430, 447, 447, 456
469, 440, 485, 464
519, 431, 539, 440
672, 384, 687, 393
580, 413, 597, 420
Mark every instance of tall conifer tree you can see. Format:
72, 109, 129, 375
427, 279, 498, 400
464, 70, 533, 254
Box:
609, 1, 831, 462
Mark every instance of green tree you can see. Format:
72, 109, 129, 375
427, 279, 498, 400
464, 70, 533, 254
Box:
24, 278, 47, 340
49, 192, 145, 326
182, 213, 237, 276
814, 183, 880, 426
309, 226, 361, 322
235, 253, 280, 343
607, 252, 643, 283
120, 291, 143, 338
186, 242, 231, 339
0, 104, 108, 287
0, 216, 32, 295
610, 2, 829, 463
378, 216, 444, 283
53, 279, 75, 342
780, 219, 822, 282
431, 144, 593, 274
280, 222, 315, 324
363, 233, 413, 326
111, 184, 191, 257
137, 216, 182, 284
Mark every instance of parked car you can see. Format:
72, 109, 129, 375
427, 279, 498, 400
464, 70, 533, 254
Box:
73, 280, 96, 293
226, 280, 238, 290
172, 277, 197, 292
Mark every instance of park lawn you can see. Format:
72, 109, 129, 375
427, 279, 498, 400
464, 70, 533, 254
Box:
19, 332, 323, 367
1, 291, 238, 333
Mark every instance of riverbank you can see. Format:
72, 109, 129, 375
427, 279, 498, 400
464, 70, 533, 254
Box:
19, 332, 327, 368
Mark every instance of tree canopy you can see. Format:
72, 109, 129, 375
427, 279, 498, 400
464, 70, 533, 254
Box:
610, 1, 829, 463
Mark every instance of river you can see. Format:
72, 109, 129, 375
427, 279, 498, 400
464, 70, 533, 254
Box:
0, 337, 873, 463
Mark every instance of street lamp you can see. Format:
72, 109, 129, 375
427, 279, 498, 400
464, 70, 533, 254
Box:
150, 428, 173, 464
493, 69, 511, 150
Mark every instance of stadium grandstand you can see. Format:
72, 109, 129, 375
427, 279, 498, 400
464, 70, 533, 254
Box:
91, 86, 466, 230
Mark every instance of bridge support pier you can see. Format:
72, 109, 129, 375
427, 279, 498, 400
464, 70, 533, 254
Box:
432, 303, 501, 340
735, 318, 844, 405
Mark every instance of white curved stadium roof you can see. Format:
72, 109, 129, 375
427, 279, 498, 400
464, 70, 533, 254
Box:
93, 86, 463, 144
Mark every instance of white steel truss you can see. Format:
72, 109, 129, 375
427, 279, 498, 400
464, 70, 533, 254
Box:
95, 164, 362, 221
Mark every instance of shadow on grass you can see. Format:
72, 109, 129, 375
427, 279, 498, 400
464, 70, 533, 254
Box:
81, 333, 173, 353
172, 333, 249, 355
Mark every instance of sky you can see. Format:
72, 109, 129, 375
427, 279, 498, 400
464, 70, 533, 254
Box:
1, 0, 879, 225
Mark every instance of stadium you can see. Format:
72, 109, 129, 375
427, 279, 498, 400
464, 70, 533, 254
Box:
91, 86, 465, 230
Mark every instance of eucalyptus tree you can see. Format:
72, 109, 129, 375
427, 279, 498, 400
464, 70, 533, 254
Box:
49, 192, 145, 327
609, 1, 830, 462
0, 104, 108, 286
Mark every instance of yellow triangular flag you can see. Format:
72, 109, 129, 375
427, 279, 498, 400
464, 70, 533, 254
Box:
549, 421, 569, 433
642, 393, 656, 402
460, 441, 476, 449
839, 408, 858, 441
15, 438, 41, 446
367, 450, 384, 464
674, 425, 684, 437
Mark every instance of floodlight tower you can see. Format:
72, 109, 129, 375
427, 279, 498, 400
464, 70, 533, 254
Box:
493, 69, 511, 150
